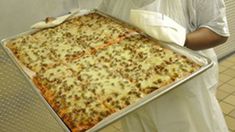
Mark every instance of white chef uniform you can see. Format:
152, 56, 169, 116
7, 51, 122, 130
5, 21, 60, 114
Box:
98, 0, 230, 132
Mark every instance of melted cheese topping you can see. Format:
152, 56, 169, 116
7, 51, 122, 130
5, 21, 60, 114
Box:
7, 13, 201, 132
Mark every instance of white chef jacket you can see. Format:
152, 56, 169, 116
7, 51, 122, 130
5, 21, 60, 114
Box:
98, 0, 230, 132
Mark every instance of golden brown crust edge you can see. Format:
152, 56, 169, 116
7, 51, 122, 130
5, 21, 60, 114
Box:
32, 77, 98, 132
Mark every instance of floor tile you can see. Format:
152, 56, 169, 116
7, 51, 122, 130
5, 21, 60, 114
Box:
99, 125, 120, 132
226, 56, 235, 63
220, 61, 235, 68
219, 84, 235, 93
223, 69, 235, 78
113, 121, 122, 130
228, 79, 235, 87
220, 102, 235, 114
219, 65, 229, 73
219, 74, 233, 83
230, 65, 235, 70
224, 95, 235, 106
216, 90, 231, 101
219, 54, 235, 131
229, 109, 235, 118
225, 116, 235, 131
219, 81, 224, 87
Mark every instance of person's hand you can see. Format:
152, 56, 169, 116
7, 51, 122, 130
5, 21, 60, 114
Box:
130, 9, 186, 46
31, 9, 88, 29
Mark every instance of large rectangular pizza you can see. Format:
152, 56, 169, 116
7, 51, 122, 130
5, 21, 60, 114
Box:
6, 12, 201, 132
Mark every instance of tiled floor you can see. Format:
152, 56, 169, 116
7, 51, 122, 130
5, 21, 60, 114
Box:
218, 54, 235, 132
100, 54, 235, 132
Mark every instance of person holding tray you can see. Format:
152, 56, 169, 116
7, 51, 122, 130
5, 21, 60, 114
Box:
98, 0, 230, 132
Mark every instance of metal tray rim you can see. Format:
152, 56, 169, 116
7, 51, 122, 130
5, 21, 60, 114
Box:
1, 9, 214, 132
1, 36, 70, 132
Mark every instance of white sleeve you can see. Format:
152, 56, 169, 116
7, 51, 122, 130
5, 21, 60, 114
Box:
195, 0, 230, 37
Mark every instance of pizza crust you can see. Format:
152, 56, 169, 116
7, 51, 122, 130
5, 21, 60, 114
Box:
6, 12, 201, 132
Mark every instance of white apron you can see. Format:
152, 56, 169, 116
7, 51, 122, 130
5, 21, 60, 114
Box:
98, 0, 229, 132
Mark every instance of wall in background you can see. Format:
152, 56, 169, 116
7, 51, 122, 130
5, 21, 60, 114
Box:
0, 0, 104, 40
0, 0, 78, 40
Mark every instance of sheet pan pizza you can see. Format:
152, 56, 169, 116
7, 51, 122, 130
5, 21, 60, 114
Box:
6, 12, 201, 132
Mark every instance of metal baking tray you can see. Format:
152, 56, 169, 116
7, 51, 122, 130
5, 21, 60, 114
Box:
1, 9, 214, 132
